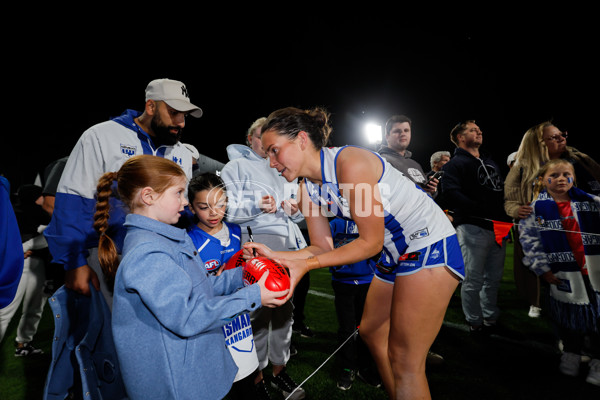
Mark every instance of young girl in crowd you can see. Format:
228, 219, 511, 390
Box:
186, 172, 260, 398
244, 107, 465, 399
94, 155, 287, 400
519, 159, 600, 386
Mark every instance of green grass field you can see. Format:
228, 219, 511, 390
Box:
2, 242, 600, 399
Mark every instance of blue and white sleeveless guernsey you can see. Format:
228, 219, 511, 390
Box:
305, 146, 464, 279
187, 222, 242, 275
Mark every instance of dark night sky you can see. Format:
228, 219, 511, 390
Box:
4, 10, 597, 191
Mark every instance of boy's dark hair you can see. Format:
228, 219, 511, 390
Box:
188, 172, 225, 203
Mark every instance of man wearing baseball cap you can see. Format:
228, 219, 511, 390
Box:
145, 78, 203, 118
136, 78, 203, 147
44, 78, 202, 305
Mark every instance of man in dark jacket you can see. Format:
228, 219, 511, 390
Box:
441, 120, 509, 335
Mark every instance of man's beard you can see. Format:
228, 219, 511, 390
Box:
150, 115, 182, 147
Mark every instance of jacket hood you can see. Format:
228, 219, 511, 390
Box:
377, 145, 412, 159
226, 144, 265, 162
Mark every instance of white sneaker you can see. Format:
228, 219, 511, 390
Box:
528, 305, 541, 318
559, 352, 581, 377
586, 359, 600, 386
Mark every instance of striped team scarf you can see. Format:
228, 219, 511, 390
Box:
532, 187, 600, 332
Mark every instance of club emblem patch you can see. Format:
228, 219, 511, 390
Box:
120, 144, 136, 157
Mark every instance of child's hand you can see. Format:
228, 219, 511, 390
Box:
281, 198, 299, 216
541, 271, 562, 285
257, 270, 289, 308
258, 195, 277, 214
215, 264, 226, 276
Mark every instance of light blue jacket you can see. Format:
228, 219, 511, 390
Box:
43, 283, 127, 400
112, 214, 261, 400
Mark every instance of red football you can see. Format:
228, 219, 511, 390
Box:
224, 249, 246, 271
242, 257, 290, 299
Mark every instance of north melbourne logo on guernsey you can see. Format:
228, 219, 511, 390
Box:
120, 144, 136, 157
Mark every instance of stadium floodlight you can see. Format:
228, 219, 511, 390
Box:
364, 122, 382, 145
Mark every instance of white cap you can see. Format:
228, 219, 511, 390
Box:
145, 78, 203, 118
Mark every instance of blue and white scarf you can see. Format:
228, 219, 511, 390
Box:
520, 187, 600, 332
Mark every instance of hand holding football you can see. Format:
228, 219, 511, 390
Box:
243, 257, 290, 299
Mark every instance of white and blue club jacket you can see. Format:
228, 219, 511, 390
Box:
44, 109, 193, 270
